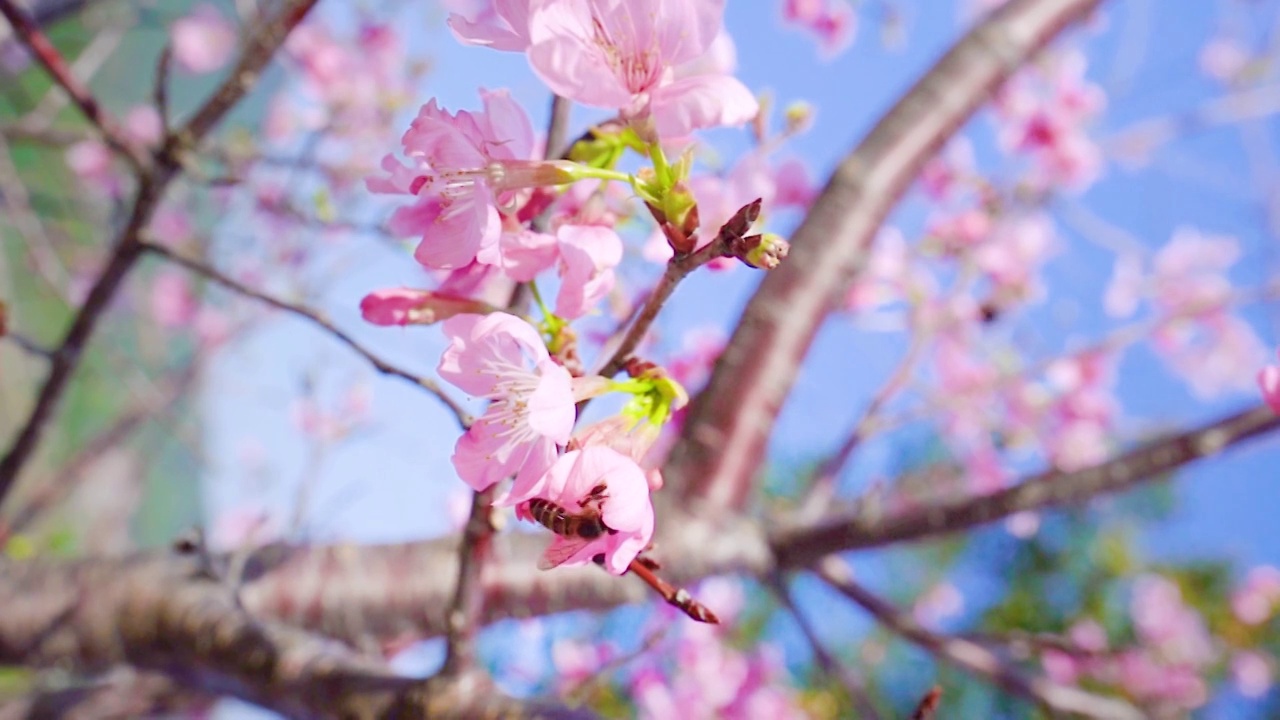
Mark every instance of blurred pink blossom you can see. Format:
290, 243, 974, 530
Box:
65, 140, 120, 196
1231, 565, 1280, 624
170, 3, 237, 74
913, 581, 964, 628
783, 0, 856, 59
123, 105, 164, 147
1232, 650, 1274, 698
1199, 36, 1250, 83
149, 269, 197, 329
1259, 351, 1280, 414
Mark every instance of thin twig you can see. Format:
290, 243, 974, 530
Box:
140, 241, 472, 428
596, 224, 742, 379
2, 332, 53, 360
0, 362, 200, 544
152, 44, 173, 131
815, 560, 1144, 720
0, 122, 86, 146
0, 0, 322, 503
0, 179, 158, 504
766, 572, 882, 719
0, 0, 147, 167
798, 332, 927, 519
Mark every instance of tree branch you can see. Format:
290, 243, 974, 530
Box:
815, 560, 1144, 719
772, 403, 1280, 568
0, 0, 147, 167
0, 403, 1270, 662
0, 555, 594, 719
767, 573, 882, 719
0, 0, 322, 509
0, 362, 200, 544
663, 0, 1105, 510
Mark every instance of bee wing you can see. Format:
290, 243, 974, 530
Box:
538, 534, 593, 570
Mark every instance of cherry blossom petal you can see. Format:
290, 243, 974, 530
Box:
650, 74, 759, 139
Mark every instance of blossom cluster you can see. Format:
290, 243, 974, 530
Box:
360, 0, 801, 575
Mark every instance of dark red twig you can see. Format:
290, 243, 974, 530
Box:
628, 557, 719, 624
911, 686, 942, 720
0, 0, 147, 167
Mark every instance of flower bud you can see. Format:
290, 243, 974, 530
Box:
359, 288, 497, 326
784, 101, 815, 135
486, 159, 578, 192
734, 233, 790, 270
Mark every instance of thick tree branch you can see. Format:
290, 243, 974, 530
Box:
0, 555, 593, 719
815, 560, 1144, 719
772, 403, 1280, 568
0, 404, 1271, 660
663, 0, 1104, 510
0, 670, 208, 720
0, 412, 1272, 696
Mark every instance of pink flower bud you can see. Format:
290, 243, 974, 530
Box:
359, 288, 497, 326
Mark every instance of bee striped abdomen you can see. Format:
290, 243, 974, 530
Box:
528, 497, 608, 538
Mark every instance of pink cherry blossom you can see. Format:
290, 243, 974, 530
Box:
554, 224, 623, 318
1231, 565, 1280, 624
974, 213, 1056, 298
631, 625, 806, 719
1259, 353, 1280, 414
919, 138, 975, 201
912, 581, 964, 628
1232, 651, 1274, 698
1130, 574, 1215, 666
359, 288, 494, 326
1199, 36, 1250, 83
994, 49, 1105, 193
150, 269, 197, 329
512, 446, 654, 575
65, 140, 120, 196
438, 313, 578, 498
1103, 253, 1143, 318
170, 3, 237, 74
448, 0, 532, 51
525, 0, 757, 139
783, 0, 856, 59
123, 105, 164, 147
369, 90, 536, 270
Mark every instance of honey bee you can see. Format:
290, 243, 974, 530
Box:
525, 484, 616, 569
522, 484, 720, 624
